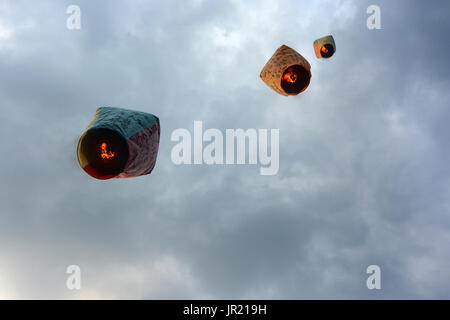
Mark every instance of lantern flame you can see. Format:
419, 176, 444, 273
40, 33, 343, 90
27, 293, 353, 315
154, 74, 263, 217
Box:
281, 67, 298, 83
101, 142, 115, 159
321, 45, 329, 54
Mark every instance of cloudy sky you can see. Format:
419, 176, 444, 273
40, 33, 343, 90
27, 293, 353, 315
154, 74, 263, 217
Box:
0, 0, 449, 299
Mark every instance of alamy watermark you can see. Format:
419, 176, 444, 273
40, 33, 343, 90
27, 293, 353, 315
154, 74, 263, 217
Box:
366, 265, 381, 290
66, 5, 81, 30
171, 121, 279, 175
366, 5, 381, 30
65, 4, 381, 31
66, 265, 81, 290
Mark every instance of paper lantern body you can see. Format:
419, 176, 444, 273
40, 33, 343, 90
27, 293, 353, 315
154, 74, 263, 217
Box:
260, 45, 311, 96
314, 35, 336, 59
77, 107, 160, 180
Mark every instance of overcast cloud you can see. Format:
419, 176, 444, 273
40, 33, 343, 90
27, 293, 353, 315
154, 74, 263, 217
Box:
0, 0, 449, 299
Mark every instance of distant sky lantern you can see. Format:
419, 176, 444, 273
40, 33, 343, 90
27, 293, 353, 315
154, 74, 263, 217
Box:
314, 35, 336, 59
260, 45, 311, 96
77, 106, 160, 180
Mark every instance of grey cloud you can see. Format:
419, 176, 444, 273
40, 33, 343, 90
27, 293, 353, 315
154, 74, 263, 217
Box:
0, 0, 449, 299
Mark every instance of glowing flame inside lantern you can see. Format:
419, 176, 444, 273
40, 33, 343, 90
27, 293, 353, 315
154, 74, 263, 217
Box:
321, 45, 329, 54
101, 142, 115, 160
281, 67, 298, 84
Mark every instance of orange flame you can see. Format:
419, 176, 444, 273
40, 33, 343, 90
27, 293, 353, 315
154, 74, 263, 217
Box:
282, 67, 297, 83
321, 45, 329, 54
101, 142, 115, 160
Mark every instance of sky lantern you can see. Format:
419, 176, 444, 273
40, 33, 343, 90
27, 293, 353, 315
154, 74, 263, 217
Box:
77, 106, 160, 180
260, 45, 311, 96
313, 35, 336, 59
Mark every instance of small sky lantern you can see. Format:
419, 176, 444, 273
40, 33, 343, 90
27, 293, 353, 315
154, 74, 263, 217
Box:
313, 35, 336, 59
260, 45, 311, 96
77, 106, 160, 180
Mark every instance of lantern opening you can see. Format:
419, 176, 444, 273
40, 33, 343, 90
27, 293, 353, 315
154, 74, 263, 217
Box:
320, 44, 335, 58
280, 64, 311, 95
78, 128, 129, 179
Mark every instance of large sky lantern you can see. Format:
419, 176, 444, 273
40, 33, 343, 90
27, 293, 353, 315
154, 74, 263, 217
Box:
314, 35, 336, 59
77, 106, 160, 180
260, 45, 311, 96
